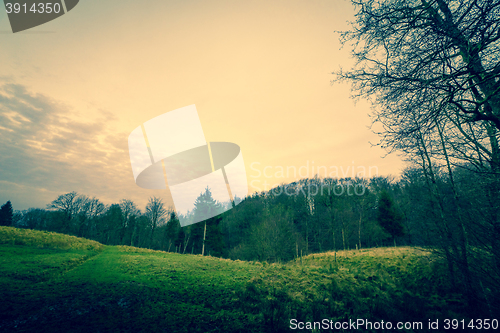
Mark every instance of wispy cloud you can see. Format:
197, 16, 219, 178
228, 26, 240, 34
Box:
0, 79, 156, 210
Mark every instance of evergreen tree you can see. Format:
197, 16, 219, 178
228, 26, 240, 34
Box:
190, 187, 224, 256
165, 211, 180, 251
0, 201, 13, 226
377, 190, 404, 246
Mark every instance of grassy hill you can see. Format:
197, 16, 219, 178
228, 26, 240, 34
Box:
0, 226, 470, 332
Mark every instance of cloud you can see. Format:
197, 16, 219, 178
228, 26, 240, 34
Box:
0, 79, 142, 210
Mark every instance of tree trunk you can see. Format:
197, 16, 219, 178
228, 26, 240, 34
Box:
418, 128, 458, 288
341, 220, 346, 251
202, 222, 207, 256
436, 118, 481, 308
305, 218, 309, 255
183, 234, 189, 254
358, 211, 362, 250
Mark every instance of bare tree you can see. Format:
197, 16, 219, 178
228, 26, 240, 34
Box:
145, 196, 167, 248
47, 192, 79, 232
119, 199, 140, 244
336, 0, 500, 177
86, 197, 105, 239
335, 0, 500, 312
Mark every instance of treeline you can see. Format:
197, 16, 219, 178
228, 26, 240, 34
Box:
0, 174, 428, 259
3, 166, 497, 267
2, 189, 228, 257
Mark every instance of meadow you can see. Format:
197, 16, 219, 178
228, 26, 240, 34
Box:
0, 226, 471, 332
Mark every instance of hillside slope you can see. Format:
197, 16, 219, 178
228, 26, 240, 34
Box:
0, 227, 470, 332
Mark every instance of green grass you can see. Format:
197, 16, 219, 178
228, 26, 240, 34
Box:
0, 227, 469, 332
0, 227, 104, 251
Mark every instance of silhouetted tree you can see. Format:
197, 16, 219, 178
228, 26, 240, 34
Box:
0, 201, 13, 226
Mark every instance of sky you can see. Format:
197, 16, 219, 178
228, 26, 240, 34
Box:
0, 0, 405, 212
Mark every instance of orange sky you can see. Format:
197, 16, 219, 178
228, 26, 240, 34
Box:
0, 0, 405, 211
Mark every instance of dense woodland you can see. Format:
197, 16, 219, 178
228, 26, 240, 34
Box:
1, 0, 499, 319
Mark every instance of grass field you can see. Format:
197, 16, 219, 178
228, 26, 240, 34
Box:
0, 226, 469, 332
